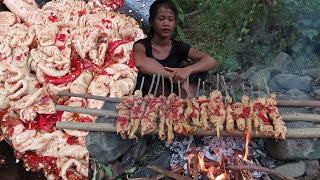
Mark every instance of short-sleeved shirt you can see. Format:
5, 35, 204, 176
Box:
134, 37, 191, 96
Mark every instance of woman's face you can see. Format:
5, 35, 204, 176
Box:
151, 6, 176, 38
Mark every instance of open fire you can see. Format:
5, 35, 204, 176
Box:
167, 135, 265, 180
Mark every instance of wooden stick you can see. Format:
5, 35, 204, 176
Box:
216, 74, 220, 90
55, 105, 118, 117
250, 81, 254, 99
148, 74, 156, 94
277, 99, 320, 107
186, 77, 190, 99
162, 74, 165, 96
140, 76, 145, 91
230, 85, 236, 102
154, 73, 161, 95
196, 78, 201, 97
178, 80, 181, 98
55, 122, 320, 138
170, 78, 173, 93
226, 165, 295, 180
55, 104, 320, 122
147, 166, 193, 180
57, 92, 122, 103
257, 80, 261, 97
263, 77, 270, 97
221, 75, 229, 96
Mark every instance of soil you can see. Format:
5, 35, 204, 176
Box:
0, 141, 46, 180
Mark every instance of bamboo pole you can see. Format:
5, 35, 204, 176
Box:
55, 105, 118, 118
55, 105, 320, 122
57, 92, 122, 103
55, 122, 320, 138
58, 92, 320, 107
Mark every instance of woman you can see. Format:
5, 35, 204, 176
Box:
133, 0, 218, 98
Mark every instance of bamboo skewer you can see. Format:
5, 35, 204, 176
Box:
55, 121, 320, 139
55, 104, 320, 122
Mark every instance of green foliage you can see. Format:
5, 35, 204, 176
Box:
91, 158, 113, 180
171, 0, 186, 40
176, 0, 320, 71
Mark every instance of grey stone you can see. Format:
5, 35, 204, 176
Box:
302, 68, 320, 79
273, 52, 297, 73
130, 148, 172, 178
311, 89, 320, 100
266, 138, 320, 160
248, 68, 274, 91
285, 88, 310, 100
122, 138, 147, 170
304, 160, 320, 178
271, 161, 305, 180
240, 66, 259, 80
224, 71, 239, 82
86, 132, 133, 165
269, 74, 313, 92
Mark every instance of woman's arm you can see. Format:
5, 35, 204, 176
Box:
166, 47, 218, 82
133, 43, 171, 78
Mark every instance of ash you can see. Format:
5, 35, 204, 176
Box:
166, 136, 268, 178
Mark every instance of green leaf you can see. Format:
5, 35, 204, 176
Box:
302, 20, 312, 26
292, 43, 303, 54
101, 164, 113, 177
124, 167, 137, 174
177, 26, 186, 40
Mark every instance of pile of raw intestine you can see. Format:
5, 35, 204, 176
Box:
0, 0, 144, 179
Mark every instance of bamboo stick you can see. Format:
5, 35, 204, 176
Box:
57, 92, 122, 103
58, 93, 320, 108
55, 105, 118, 118
277, 99, 320, 107
55, 104, 320, 122
55, 122, 320, 138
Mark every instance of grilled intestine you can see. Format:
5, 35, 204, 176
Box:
0, 0, 145, 179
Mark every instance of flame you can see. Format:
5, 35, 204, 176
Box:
216, 173, 227, 180
243, 130, 251, 160
207, 166, 215, 180
198, 152, 207, 172
187, 153, 195, 175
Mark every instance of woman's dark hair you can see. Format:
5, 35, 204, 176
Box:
147, 0, 178, 38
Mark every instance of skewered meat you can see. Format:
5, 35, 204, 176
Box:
184, 98, 201, 130
128, 90, 145, 139
158, 95, 167, 140
140, 93, 160, 137
166, 93, 175, 144
266, 93, 287, 139
208, 90, 226, 137
232, 102, 245, 131
115, 95, 133, 139
173, 94, 193, 134
225, 95, 234, 133
255, 97, 275, 136
241, 95, 252, 132
197, 95, 210, 131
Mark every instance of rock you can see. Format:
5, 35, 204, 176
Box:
304, 160, 320, 178
224, 72, 239, 82
311, 89, 320, 100
271, 161, 305, 180
86, 132, 134, 165
240, 66, 259, 80
285, 88, 310, 100
122, 138, 147, 170
302, 68, 320, 79
248, 68, 274, 91
273, 52, 297, 73
130, 140, 172, 178
269, 74, 313, 92
266, 137, 320, 160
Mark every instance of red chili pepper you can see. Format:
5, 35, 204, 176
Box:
243, 107, 250, 117
127, 51, 135, 68
82, 59, 93, 69
16, 54, 22, 61
51, 111, 63, 123
117, 117, 127, 126
100, 70, 114, 76
48, 14, 58, 22
71, 58, 82, 71
56, 34, 66, 42
77, 9, 86, 17
44, 70, 81, 85
258, 113, 270, 125
114, 0, 123, 8
67, 136, 78, 145
38, 115, 53, 132
35, 83, 41, 89
107, 39, 130, 54
196, 100, 210, 104
78, 117, 92, 122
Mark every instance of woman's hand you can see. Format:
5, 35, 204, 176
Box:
165, 66, 192, 83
